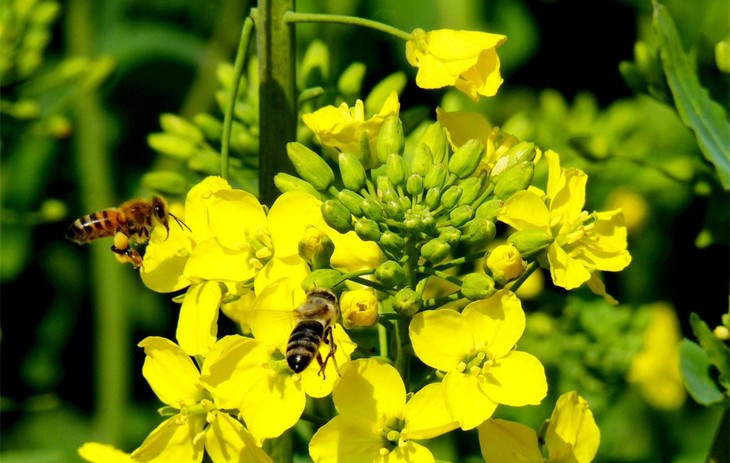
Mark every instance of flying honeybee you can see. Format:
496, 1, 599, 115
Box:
286, 288, 341, 379
65, 195, 190, 268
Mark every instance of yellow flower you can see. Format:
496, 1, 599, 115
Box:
485, 243, 525, 285
109, 336, 274, 463
78, 443, 133, 463
627, 302, 686, 410
406, 28, 507, 101
302, 90, 400, 169
478, 391, 600, 463
309, 358, 458, 463
409, 290, 547, 429
340, 288, 379, 329
498, 150, 631, 301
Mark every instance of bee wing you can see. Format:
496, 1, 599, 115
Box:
247, 306, 299, 351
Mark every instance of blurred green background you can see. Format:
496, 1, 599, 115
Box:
1, 0, 728, 462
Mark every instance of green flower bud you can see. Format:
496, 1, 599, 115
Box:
386, 153, 408, 186
230, 123, 259, 155
337, 62, 367, 96
440, 186, 462, 210
384, 200, 405, 221
380, 230, 405, 255
457, 177, 483, 206
393, 287, 421, 317
406, 174, 424, 196
377, 114, 404, 162
193, 113, 222, 141
287, 142, 335, 191
321, 199, 353, 234
361, 198, 385, 222
508, 229, 554, 258
425, 187, 441, 210
160, 113, 204, 143
141, 171, 188, 196
411, 143, 434, 176
494, 161, 534, 200
485, 244, 525, 286
376, 176, 395, 196
399, 196, 411, 211
301, 269, 343, 293
449, 205, 474, 227
298, 226, 335, 269
148, 133, 196, 160
449, 138, 484, 179
461, 273, 496, 300
423, 163, 447, 190
419, 121, 449, 164
375, 260, 406, 287
188, 150, 222, 175
338, 189, 364, 215
490, 142, 536, 181
339, 151, 367, 191
354, 217, 381, 242
359, 129, 378, 170
461, 218, 497, 247
274, 173, 322, 198
439, 226, 461, 245
475, 200, 504, 220
421, 238, 451, 263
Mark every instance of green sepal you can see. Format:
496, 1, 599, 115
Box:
461, 273, 496, 300
449, 138, 484, 179
339, 151, 367, 191
287, 142, 334, 191
321, 199, 353, 233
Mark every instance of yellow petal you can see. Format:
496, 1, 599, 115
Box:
301, 324, 357, 398
268, 191, 323, 259
176, 281, 222, 357
333, 359, 404, 425
499, 190, 551, 232
386, 442, 436, 463
131, 415, 206, 463
199, 335, 264, 410
184, 238, 253, 282
462, 290, 525, 357
138, 336, 203, 407
240, 369, 305, 440
547, 242, 591, 290
78, 443, 134, 463
185, 176, 233, 244
477, 419, 543, 463
545, 391, 600, 463
481, 351, 547, 406
436, 108, 493, 150
309, 414, 382, 463
329, 228, 384, 272
207, 188, 267, 250
404, 382, 459, 440
549, 167, 587, 227
141, 222, 193, 293
442, 371, 498, 429
205, 413, 274, 463
410, 309, 473, 371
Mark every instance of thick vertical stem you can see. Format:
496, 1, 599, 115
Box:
254, 0, 297, 206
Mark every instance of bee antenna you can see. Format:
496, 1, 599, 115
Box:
170, 212, 192, 233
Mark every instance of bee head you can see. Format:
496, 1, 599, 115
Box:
151, 196, 170, 237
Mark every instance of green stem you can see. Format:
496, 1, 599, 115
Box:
283, 12, 412, 41
221, 15, 255, 182
423, 291, 464, 309
432, 252, 485, 271
349, 275, 396, 295
507, 261, 539, 293
418, 266, 463, 286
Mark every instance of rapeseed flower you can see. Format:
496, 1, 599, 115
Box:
406, 28, 507, 101
309, 358, 458, 463
498, 150, 631, 301
302, 90, 400, 169
409, 290, 547, 429
478, 391, 600, 463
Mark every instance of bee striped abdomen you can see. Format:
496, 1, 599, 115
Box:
286, 320, 325, 373
65, 209, 126, 244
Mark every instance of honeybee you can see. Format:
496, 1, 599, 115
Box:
65, 195, 189, 268
286, 288, 341, 379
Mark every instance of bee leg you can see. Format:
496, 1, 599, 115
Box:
317, 326, 340, 379
111, 245, 143, 269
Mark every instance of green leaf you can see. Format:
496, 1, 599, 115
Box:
679, 339, 725, 405
689, 312, 730, 389
653, 2, 730, 189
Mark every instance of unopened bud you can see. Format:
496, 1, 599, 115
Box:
384, 200, 405, 221
298, 226, 335, 269
321, 200, 353, 234
457, 177, 483, 206
160, 113, 204, 143
419, 121, 448, 164
475, 200, 504, 220
425, 187, 441, 210
148, 133, 196, 160
287, 142, 334, 191
354, 217, 381, 242
386, 153, 408, 186
461, 218, 497, 247
423, 163, 447, 190
449, 138, 484, 179
494, 161, 534, 200
361, 198, 385, 222
449, 205, 474, 227
485, 244, 525, 286
490, 142, 536, 180
375, 260, 406, 287
411, 143, 434, 176
377, 114, 404, 162
421, 238, 451, 264
438, 226, 461, 246
406, 174, 424, 196
338, 189, 364, 215
393, 287, 421, 317
301, 269, 343, 292
193, 113, 222, 141
508, 229, 554, 258
461, 273, 496, 300
274, 173, 321, 198
440, 186, 462, 210
380, 231, 405, 255
341, 289, 379, 329
339, 151, 367, 191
